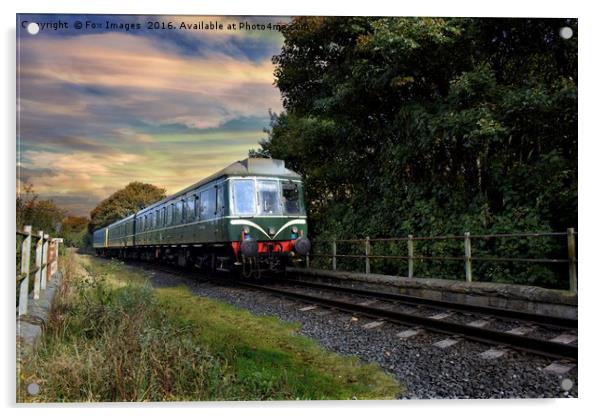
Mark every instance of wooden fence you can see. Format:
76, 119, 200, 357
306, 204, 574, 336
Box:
305, 228, 578, 292
16, 225, 63, 316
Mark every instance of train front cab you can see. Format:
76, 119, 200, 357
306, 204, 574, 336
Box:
226, 176, 311, 278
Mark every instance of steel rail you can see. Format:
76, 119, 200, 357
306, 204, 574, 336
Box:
113, 258, 577, 360
239, 281, 578, 360
280, 278, 577, 329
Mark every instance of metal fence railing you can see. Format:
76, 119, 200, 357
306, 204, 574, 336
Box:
16, 225, 63, 316
304, 228, 577, 292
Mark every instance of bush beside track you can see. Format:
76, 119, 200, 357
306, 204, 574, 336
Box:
18, 251, 401, 401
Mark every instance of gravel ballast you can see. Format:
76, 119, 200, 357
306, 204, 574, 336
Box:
122, 260, 578, 399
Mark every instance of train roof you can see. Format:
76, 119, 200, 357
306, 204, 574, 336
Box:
138, 158, 301, 215
93, 158, 301, 232
203, 157, 301, 183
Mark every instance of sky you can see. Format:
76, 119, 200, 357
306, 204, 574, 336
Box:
17, 14, 288, 216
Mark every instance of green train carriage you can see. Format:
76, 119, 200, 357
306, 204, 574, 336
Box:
93, 158, 311, 277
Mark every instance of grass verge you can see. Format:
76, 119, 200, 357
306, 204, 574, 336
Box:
18, 251, 401, 402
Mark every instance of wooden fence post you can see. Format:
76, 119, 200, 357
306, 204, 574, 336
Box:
53, 238, 62, 277
41, 233, 49, 290
407, 234, 414, 278
34, 231, 43, 300
18, 225, 32, 316
332, 240, 337, 271
365, 237, 371, 274
47, 240, 54, 278
567, 228, 577, 292
464, 232, 473, 282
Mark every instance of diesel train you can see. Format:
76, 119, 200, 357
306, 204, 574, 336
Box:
92, 158, 311, 278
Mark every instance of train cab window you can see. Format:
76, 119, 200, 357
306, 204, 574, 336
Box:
257, 180, 282, 215
232, 179, 255, 216
282, 182, 301, 214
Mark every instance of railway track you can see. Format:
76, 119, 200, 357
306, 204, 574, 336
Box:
116, 258, 578, 360
279, 278, 577, 329
239, 279, 578, 360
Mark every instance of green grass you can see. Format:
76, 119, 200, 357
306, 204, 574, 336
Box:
18, 252, 401, 402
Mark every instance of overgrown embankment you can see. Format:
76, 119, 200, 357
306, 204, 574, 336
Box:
18, 252, 400, 402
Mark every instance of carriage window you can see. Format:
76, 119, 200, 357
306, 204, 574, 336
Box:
282, 182, 301, 214
167, 204, 173, 225
186, 196, 195, 221
194, 195, 201, 218
161, 207, 166, 226
258, 180, 282, 215
200, 189, 216, 219
216, 185, 224, 216
232, 180, 255, 216
175, 201, 183, 223
181, 200, 186, 222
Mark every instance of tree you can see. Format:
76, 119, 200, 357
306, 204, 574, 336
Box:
17, 183, 66, 233
89, 182, 166, 232
61, 216, 90, 247
259, 17, 577, 288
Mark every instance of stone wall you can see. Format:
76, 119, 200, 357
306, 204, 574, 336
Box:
288, 268, 577, 319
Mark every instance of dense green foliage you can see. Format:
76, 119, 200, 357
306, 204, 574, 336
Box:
61, 216, 90, 247
19, 253, 400, 401
89, 182, 166, 232
259, 17, 577, 287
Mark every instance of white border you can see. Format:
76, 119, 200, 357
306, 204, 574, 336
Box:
3, 1, 599, 416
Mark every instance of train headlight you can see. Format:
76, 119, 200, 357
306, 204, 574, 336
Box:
294, 236, 311, 256
241, 238, 258, 257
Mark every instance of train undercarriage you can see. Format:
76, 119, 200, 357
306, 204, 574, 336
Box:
96, 242, 303, 279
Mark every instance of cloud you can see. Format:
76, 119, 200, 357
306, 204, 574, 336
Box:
18, 142, 260, 217
17, 25, 284, 216
19, 32, 281, 127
